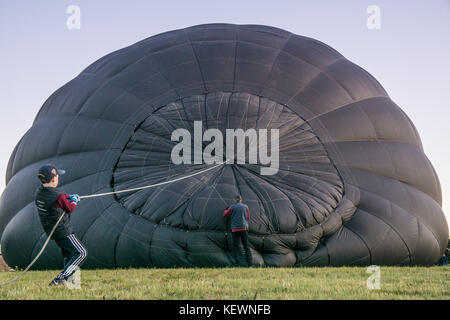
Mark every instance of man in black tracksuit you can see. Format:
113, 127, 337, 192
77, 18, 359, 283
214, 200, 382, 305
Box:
35, 165, 87, 286
223, 195, 253, 267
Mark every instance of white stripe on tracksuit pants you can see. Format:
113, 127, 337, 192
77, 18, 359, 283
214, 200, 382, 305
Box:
57, 234, 87, 280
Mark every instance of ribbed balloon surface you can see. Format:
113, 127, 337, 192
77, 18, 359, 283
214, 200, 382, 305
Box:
0, 24, 447, 268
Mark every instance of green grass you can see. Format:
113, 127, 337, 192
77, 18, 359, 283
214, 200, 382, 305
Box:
0, 267, 448, 300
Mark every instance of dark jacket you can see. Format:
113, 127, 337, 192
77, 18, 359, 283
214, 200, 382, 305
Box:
34, 185, 76, 240
223, 202, 250, 232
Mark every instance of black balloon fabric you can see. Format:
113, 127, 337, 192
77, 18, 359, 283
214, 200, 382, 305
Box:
0, 24, 447, 269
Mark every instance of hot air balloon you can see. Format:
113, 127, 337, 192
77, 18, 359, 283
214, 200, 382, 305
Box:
0, 24, 447, 269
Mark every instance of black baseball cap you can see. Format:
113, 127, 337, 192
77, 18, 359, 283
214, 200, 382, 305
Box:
37, 165, 65, 183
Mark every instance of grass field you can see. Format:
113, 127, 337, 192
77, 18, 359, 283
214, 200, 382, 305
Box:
0, 266, 448, 300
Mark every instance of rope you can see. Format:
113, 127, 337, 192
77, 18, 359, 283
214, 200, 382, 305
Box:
79, 159, 231, 199
0, 160, 230, 287
0, 211, 66, 287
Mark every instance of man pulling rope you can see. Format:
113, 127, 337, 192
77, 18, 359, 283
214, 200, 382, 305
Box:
35, 165, 86, 286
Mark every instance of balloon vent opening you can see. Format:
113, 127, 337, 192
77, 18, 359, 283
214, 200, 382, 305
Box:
112, 92, 344, 233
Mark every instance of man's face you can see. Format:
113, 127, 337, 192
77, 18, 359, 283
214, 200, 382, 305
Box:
52, 174, 59, 187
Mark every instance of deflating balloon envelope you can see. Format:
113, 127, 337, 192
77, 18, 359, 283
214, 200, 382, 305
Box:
0, 24, 447, 269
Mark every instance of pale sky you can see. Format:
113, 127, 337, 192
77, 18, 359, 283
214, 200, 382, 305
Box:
0, 0, 449, 228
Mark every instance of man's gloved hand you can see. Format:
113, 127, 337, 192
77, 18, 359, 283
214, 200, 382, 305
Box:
69, 194, 81, 204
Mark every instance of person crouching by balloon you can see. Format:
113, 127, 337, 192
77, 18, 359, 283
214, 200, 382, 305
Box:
223, 195, 253, 267
34, 165, 87, 286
